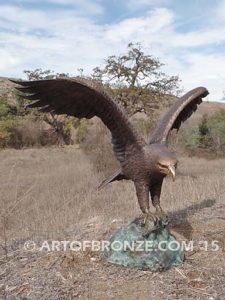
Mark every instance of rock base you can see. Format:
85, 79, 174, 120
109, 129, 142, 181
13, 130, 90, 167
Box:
103, 218, 184, 271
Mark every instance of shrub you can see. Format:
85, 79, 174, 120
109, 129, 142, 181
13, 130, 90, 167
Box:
202, 110, 225, 153
0, 117, 19, 147
0, 98, 20, 147
174, 109, 225, 156
8, 119, 63, 149
75, 119, 90, 144
80, 119, 118, 174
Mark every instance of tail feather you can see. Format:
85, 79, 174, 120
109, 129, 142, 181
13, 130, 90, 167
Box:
98, 168, 126, 190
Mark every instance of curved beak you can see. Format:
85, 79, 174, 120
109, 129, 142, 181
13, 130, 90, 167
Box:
167, 165, 176, 181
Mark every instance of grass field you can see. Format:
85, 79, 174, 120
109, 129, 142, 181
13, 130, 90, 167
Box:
1, 147, 225, 299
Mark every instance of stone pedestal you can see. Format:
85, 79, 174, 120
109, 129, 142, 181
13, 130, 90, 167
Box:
103, 218, 184, 271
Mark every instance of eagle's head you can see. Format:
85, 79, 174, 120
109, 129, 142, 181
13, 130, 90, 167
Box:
156, 157, 177, 181
149, 144, 178, 180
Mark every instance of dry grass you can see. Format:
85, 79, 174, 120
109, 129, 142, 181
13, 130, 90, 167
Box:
0, 147, 135, 243
0, 147, 225, 299
1, 147, 224, 242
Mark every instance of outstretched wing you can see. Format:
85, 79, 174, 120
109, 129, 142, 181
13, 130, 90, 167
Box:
11, 77, 144, 164
149, 87, 209, 144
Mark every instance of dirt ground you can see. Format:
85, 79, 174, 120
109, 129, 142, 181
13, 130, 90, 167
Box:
0, 147, 225, 299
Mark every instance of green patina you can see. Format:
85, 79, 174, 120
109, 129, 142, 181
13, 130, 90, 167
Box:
103, 218, 184, 272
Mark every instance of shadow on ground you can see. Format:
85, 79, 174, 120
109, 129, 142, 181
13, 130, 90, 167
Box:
169, 198, 216, 239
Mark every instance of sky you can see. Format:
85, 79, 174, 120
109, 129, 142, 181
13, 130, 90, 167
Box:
1, 0, 225, 101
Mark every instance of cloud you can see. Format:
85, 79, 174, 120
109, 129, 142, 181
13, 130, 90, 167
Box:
0, 6, 175, 75
47, 0, 104, 15
213, 0, 225, 22
104, 8, 174, 43
10, 0, 104, 15
126, 0, 169, 10
0, 2, 225, 100
178, 53, 225, 100
169, 25, 225, 48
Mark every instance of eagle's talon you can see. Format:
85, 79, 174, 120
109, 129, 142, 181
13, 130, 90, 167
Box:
142, 209, 169, 233
142, 220, 158, 236
142, 210, 162, 234
161, 214, 169, 226
155, 206, 169, 226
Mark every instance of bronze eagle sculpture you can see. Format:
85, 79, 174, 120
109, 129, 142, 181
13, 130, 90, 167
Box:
11, 78, 209, 230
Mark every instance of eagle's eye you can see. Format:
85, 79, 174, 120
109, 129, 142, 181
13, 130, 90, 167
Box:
157, 162, 167, 169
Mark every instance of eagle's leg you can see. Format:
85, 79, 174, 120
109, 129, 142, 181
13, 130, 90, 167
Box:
134, 182, 159, 232
150, 180, 168, 226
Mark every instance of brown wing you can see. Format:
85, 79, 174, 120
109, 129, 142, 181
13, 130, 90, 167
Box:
149, 87, 209, 144
11, 77, 144, 164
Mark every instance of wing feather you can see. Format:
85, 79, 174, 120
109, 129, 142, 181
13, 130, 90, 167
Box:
149, 87, 209, 144
11, 77, 144, 164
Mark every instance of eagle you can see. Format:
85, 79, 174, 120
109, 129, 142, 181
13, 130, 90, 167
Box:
11, 78, 209, 230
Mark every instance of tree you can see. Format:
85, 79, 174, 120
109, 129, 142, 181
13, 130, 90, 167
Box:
24, 68, 69, 81
20, 45, 180, 146
199, 110, 225, 153
92, 43, 180, 116
198, 114, 211, 149
23, 69, 72, 145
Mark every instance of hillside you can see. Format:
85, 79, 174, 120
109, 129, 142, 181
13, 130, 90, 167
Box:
188, 101, 225, 125
0, 77, 17, 106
